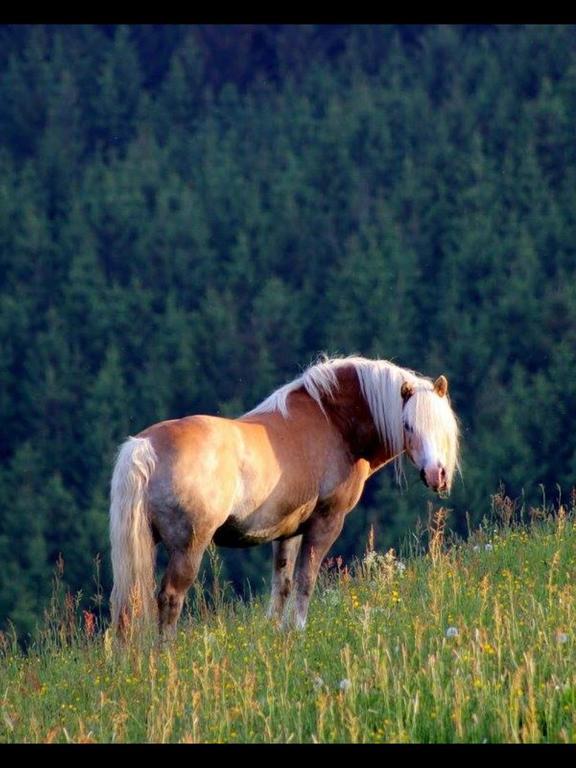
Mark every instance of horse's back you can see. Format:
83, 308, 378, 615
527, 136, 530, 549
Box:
139, 414, 237, 458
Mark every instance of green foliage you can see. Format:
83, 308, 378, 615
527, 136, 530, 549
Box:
1, 25, 576, 634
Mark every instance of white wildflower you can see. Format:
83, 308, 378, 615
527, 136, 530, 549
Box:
446, 626, 459, 638
339, 678, 352, 692
312, 675, 325, 690
557, 632, 569, 644
484, 543, 493, 551
323, 588, 341, 607
364, 551, 377, 568
396, 561, 407, 574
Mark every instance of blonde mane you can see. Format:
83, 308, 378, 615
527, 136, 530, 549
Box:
244, 355, 460, 485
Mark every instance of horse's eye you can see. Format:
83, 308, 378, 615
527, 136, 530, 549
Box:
403, 421, 413, 433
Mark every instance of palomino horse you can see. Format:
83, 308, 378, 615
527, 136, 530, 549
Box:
110, 356, 460, 638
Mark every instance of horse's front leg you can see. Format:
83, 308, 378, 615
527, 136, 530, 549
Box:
286, 510, 345, 631
267, 536, 302, 623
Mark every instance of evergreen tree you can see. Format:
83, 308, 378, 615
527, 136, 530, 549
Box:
83, 344, 130, 489
92, 26, 143, 151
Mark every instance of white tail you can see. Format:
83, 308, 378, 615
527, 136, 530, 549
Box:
109, 436, 158, 632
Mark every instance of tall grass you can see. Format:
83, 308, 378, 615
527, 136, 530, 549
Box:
1, 497, 575, 743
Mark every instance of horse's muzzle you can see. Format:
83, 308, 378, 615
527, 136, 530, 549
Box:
421, 466, 447, 493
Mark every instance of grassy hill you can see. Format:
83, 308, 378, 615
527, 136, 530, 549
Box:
1, 502, 575, 743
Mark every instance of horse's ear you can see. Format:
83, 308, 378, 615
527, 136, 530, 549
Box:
434, 375, 448, 398
401, 381, 414, 402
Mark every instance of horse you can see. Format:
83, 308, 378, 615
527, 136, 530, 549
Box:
109, 355, 460, 639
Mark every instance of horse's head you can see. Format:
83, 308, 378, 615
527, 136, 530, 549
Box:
400, 375, 459, 494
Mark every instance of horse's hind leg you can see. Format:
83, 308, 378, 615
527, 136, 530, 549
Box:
158, 542, 208, 639
267, 536, 302, 623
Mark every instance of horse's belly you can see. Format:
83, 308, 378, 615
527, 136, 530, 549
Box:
212, 501, 316, 548
212, 519, 272, 547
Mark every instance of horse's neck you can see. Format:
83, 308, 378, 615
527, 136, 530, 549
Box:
321, 365, 395, 470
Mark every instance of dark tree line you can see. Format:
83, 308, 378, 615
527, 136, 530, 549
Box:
1, 24, 576, 635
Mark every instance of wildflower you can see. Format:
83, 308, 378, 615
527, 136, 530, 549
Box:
484, 543, 493, 551
350, 591, 361, 609
473, 545, 480, 552
312, 675, 324, 690
83, 610, 96, 638
396, 561, 407, 574
323, 589, 341, 607
446, 626, 459, 638
364, 551, 377, 568
557, 632, 569, 644
339, 678, 352, 692
481, 642, 495, 655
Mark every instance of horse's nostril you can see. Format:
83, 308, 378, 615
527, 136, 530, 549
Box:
440, 467, 446, 480
420, 468, 428, 487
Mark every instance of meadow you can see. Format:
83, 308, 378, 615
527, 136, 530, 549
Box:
1, 497, 575, 744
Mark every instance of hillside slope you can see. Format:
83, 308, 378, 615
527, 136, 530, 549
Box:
1, 507, 575, 743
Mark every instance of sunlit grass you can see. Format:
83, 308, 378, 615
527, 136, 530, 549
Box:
1, 500, 575, 743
